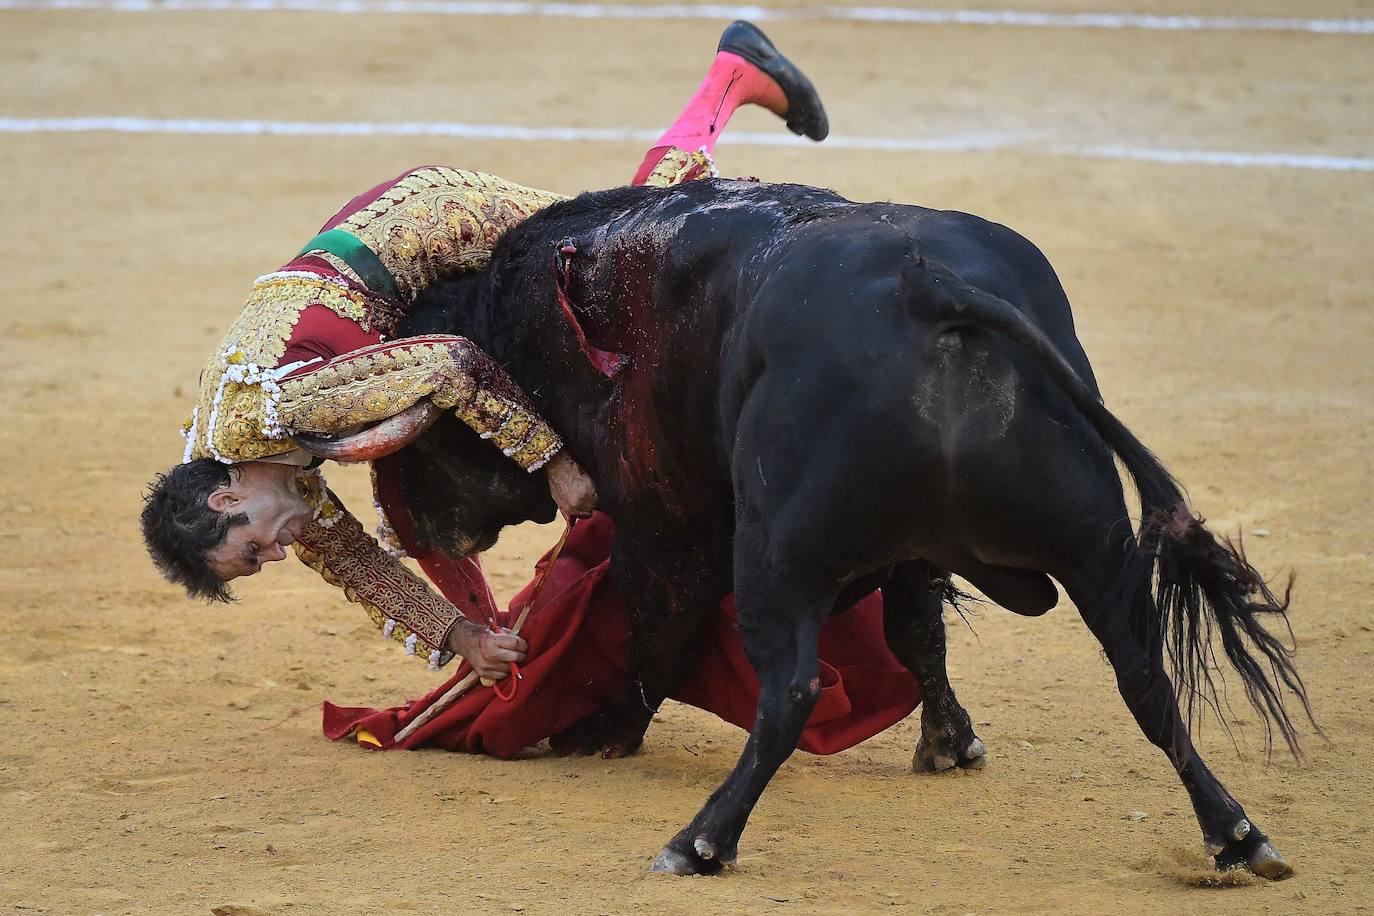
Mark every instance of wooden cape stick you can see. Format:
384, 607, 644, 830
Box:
392, 518, 574, 744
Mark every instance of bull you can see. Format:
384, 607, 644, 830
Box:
304, 179, 1314, 878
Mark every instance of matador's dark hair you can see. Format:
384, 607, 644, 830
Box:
141, 459, 248, 602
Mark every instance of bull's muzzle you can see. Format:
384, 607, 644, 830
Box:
291, 399, 441, 463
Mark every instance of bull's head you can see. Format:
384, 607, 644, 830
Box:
293, 271, 556, 557
393, 416, 557, 557
293, 402, 556, 557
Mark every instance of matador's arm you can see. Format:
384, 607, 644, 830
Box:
291, 476, 463, 668
277, 334, 561, 471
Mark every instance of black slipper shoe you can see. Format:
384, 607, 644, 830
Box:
718, 19, 830, 142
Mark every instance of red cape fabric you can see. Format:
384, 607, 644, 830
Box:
323, 475, 920, 757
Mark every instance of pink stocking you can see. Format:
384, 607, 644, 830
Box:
632, 50, 786, 186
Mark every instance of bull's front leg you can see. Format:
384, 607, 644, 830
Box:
651, 518, 837, 874
550, 524, 730, 758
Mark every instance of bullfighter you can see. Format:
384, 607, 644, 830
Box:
142, 21, 832, 678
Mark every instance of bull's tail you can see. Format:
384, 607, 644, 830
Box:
903, 261, 1316, 757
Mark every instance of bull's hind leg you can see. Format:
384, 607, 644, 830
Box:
651, 521, 836, 875
882, 561, 987, 772
1060, 552, 1292, 879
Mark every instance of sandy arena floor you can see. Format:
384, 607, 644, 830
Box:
1, 2, 1372, 913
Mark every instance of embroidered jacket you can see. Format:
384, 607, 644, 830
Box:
180, 157, 711, 667
181, 166, 569, 667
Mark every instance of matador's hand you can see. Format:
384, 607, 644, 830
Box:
447, 619, 527, 680
546, 450, 598, 519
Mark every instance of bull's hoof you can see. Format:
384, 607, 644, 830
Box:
599, 734, 645, 759
649, 847, 702, 875
913, 735, 988, 773
1211, 819, 1293, 880
649, 832, 735, 876
548, 727, 598, 757
1214, 840, 1294, 880
1245, 841, 1293, 880
549, 702, 651, 758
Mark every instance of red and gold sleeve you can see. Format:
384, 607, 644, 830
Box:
291, 476, 459, 669
277, 334, 562, 471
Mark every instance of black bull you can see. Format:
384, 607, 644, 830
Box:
380, 180, 1314, 877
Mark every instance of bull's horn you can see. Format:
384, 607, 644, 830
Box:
291, 399, 441, 462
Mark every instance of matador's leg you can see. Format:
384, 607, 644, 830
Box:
632, 21, 829, 187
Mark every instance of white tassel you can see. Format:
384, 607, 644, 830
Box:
203, 343, 286, 462
180, 406, 199, 464
697, 146, 721, 178
427, 649, 442, 671
525, 449, 557, 472
382, 619, 396, 639
404, 633, 418, 655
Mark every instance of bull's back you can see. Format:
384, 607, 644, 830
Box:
718, 202, 1083, 436
491, 182, 1102, 551
720, 203, 1110, 571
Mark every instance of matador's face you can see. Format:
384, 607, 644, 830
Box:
205, 462, 314, 581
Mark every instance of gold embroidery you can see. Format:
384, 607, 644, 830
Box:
183, 167, 571, 466
335, 167, 568, 302
308, 251, 366, 287
292, 484, 459, 664
186, 275, 382, 463
278, 338, 563, 471
369, 464, 408, 558
640, 146, 719, 189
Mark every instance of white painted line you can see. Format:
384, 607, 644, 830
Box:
0, 117, 663, 144
1, 0, 1372, 35
4, 116, 1372, 172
